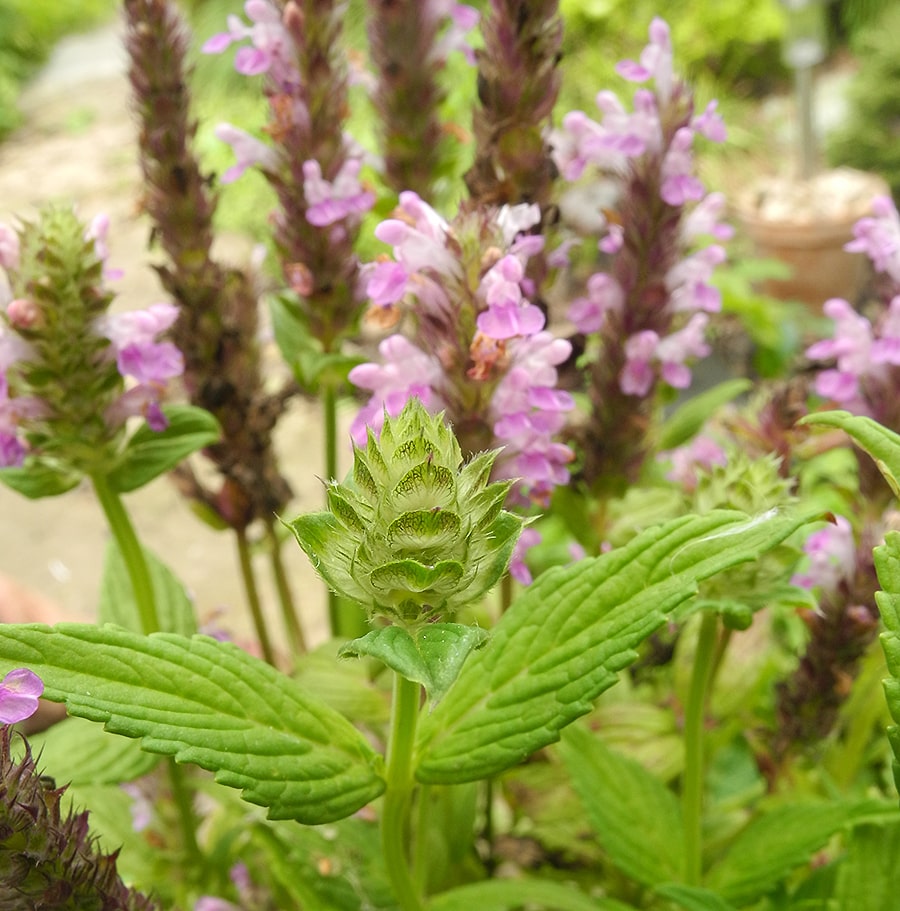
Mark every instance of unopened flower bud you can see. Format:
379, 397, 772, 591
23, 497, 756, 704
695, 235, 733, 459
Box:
289, 398, 523, 625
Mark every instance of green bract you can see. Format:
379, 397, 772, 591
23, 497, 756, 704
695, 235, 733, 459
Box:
288, 399, 523, 625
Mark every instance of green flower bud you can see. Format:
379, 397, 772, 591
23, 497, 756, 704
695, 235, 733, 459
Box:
289, 399, 523, 626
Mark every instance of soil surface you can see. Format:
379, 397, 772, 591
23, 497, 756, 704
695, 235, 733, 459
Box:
0, 21, 337, 649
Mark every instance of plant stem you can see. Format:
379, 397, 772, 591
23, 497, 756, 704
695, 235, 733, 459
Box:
322, 380, 341, 637
90, 473, 202, 867
168, 759, 202, 866
682, 610, 719, 887
90, 474, 160, 635
382, 673, 425, 911
235, 527, 276, 666
265, 518, 306, 658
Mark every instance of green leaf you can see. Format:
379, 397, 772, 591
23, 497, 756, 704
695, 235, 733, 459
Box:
653, 884, 738, 911
21, 715, 159, 785
416, 508, 816, 784
559, 724, 684, 887
0, 461, 79, 498
835, 821, 900, 909
658, 378, 752, 451
428, 879, 637, 911
99, 540, 197, 636
0, 624, 385, 824
875, 531, 900, 789
339, 624, 488, 704
106, 405, 221, 493
800, 410, 900, 497
704, 800, 888, 904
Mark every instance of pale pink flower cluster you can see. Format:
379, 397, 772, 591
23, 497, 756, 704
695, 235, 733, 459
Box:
791, 516, 856, 593
550, 17, 729, 400
95, 302, 184, 432
845, 194, 900, 285
350, 192, 574, 508
660, 434, 728, 492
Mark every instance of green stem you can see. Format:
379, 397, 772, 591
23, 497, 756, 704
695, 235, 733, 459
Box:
168, 760, 202, 866
382, 674, 425, 911
90, 474, 159, 635
235, 527, 276, 666
323, 380, 341, 637
90, 474, 202, 866
412, 783, 431, 894
682, 611, 719, 887
265, 518, 306, 658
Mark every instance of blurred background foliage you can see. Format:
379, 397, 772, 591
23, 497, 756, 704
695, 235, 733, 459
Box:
1, 0, 898, 228
0, 0, 117, 136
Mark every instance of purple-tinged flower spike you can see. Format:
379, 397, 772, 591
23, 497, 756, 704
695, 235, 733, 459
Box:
126, 0, 295, 532
0, 668, 43, 724
465, 0, 563, 213
351, 196, 574, 512
0, 727, 161, 909
775, 514, 881, 760
204, 0, 373, 353
550, 17, 727, 493
367, 0, 478, 197
0, 208, 184, 478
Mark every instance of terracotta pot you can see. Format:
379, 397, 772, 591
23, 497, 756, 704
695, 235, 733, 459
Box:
732, 169, 889, 310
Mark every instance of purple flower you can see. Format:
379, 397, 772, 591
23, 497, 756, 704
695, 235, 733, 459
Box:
202, 0, 299, 90
430, 2, 480, 65
509, 526, 541, 585
96, 302, 184, 431
655, 314, 710, 388
214, 123, 279, 183
667, 245, 726, 313
568, 272, 623, 334
620, 330, 659, 396
615, 17, 673, 101
303, 158, 375, 227
348, 335, 445, 444
661, 435, 727, 491
660, 128, 704, 206
792, 516, 855, 593
195, 899, 242, 911
681, 192, 733, 242
845, 195, 900, 285
0, 668, 43, 724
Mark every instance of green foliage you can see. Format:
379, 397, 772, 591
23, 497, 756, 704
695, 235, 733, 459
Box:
428, 879, 635, 911
0, 0, 117, 139
559, 724, 685, 887
340, 624, 488, 704
703, 799, 892, 904
827, 2, 900, 201
19, 715, 160, 786
415, 507, 815, 784
558, 0, 786, 115
99, 540, 198, 637
106, 405, 221, 494
0, 624, 386, 824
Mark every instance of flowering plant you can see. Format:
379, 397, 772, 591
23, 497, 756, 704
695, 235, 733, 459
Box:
1, 3, 900, 910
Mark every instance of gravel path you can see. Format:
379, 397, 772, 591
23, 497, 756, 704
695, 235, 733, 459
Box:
0, 21, 334, 650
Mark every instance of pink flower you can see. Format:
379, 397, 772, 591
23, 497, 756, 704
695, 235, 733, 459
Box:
214, 123, 279, 183
568, 272, 623, 334
509, 526, 541, 585
667, 245, 726, 313
303, 158, 375, 227
660, 128, 704, 206
620, 330, 659, 396
662, 435, 727, 491
845, 195, 900, 285
615, 17, 674, 102
348, 335, 445, 444
0, 668, 43, 724
792, 516, 855, 592
681, 192, 733, 242
656, 314, 710, 388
